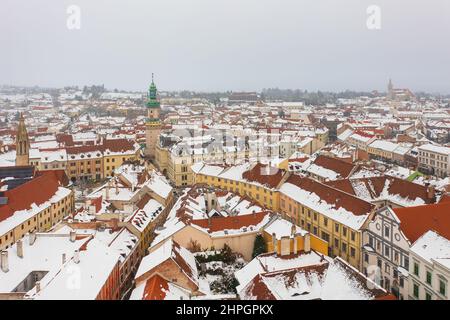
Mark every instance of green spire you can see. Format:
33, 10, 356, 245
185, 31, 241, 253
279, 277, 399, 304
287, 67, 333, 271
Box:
147, 73, 160, 108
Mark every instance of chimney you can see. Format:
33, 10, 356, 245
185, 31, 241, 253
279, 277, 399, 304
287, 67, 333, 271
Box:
280, 236, 290, 256
290, 224, 296, 237
17, 239, 24, 258
304, 233, 311, 253
111, 218, 119, 231
29, 231, 37, 246
1, 250, 9, 273
74, 250, 80, 264
35, 281, 41, 293
272, 232, 278, 254
293, 235, 298, 254
62, 253, 66, 265
427, 185, 435, 200
105, 183, 110, 199
69, 230, 76, 242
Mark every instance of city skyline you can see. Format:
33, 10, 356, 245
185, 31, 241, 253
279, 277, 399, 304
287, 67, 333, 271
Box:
2, 0, 450, 93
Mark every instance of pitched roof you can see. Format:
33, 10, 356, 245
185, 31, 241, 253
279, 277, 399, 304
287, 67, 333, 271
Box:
242, 163, 285, 189
312, 155, 356, 178
191, 211, 270, 233
66, 139, 136, 155
56, 133, 74, 146
240, 258, 391, 300
393, 202, 450, 243
141, 274, 163, 299
326, 176, 435, 206
135, 240, 198, 286
284, 175, 375, 217
0, 172, 62, 223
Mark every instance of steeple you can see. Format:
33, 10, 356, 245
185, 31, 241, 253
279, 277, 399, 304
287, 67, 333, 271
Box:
387, 78, 394, 100
15, 113, 30, 166
145, 75, 162, 159
147, 73, 160, 109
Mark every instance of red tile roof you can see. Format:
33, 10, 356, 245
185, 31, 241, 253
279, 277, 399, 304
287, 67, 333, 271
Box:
142, 274, 170, 300
242, 259, 392, 300
285, 175, 375, 216
191, 211, 269, 233
91, 195, 103, 213
326, 176, 435, 205
312, 155, 356, 178
65, 138, 136, 155
242, 163, 285, 189
0, 172, 62, 223
438, 194, 450, 204
393, 202, 450, 243
56, 133, 74, 146
36, 169, 70, 186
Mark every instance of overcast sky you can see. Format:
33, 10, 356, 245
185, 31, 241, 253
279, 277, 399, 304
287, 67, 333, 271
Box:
1, 0, 450, 93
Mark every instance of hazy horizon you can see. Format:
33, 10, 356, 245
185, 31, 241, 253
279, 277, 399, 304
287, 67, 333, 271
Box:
2, 0, 450, 93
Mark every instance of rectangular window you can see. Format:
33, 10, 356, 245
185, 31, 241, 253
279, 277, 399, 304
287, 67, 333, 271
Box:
414, 262, 419, 276
384, 246, 390, 258
425, 292, 432, 300
384, 225, 390, 238
350, 247, 356, 258
342, 242, 347, 253
426, 271, 432, 285
334, 238, 339, 249
439, 280, 446, 296
335, 223, 339, 233
403, 257, 409, 270
342, 227, 347, 237
413, 283, 419, 298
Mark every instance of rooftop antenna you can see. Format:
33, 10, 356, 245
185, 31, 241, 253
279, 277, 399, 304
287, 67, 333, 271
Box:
152, 72, 154, 83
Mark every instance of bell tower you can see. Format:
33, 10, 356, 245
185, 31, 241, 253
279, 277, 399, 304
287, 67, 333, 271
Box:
15, 113, 30, 166
387, 78, 394, 100
145, 73, 162, 159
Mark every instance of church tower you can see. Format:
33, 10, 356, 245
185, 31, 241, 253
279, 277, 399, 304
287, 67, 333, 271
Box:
15, 113, 30, 166
387, 78, 394, 100
145, 74, 162, 159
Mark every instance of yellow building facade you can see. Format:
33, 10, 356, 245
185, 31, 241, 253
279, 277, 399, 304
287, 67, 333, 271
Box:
0, 183, 74, 250
194, 173, 281, 212
279, 191, 374, 269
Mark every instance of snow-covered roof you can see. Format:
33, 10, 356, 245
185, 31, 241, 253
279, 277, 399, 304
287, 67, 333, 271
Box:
144, 171, 173, 199
263, 217, 308, 240
418, 143, 450, 155
0, 233, 89, 293
279, 180, 371, 230
29, 238, 120, 300
135, 239, 198, 285
410, 230, 450, 269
